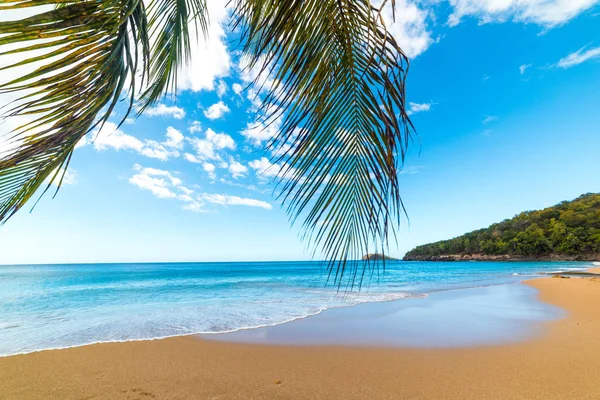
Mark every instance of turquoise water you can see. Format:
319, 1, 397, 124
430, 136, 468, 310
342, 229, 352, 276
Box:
0, 261, 594, 356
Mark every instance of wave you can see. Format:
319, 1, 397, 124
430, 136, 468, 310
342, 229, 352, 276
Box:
0, 260, 585, 358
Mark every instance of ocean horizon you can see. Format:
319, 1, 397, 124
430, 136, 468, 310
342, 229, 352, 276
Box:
0, 260, 595, 357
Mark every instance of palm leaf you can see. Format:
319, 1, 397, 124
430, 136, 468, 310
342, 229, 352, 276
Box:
233, 0, 413, 288
139, 0, 208, 110
0, 0, 149, 220
0, 0, 207, 221
0, 0, 414, 288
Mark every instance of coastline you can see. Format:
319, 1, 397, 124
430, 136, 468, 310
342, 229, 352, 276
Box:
0, 268, 599, 399
403, 253, 600, 262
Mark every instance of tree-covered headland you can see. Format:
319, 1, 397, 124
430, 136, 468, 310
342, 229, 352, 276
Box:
404, 193, 600, 261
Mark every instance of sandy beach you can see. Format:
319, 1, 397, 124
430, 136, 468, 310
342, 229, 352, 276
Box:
1, 268, 599, 400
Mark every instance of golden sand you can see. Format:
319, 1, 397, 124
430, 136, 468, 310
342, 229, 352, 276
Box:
1, 268, 599, 399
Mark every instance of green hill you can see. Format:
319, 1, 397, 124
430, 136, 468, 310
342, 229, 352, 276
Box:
403, 193, 600, 262
362, 253, 398, 261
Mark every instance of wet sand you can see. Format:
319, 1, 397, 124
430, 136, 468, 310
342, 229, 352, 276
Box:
0, 268, 599, 399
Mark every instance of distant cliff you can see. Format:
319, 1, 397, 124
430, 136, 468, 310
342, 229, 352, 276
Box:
404, 193, 600, 262
362, 253, 399, 261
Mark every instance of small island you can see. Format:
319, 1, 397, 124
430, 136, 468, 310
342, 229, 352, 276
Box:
404, 193, 600, 262
362, 253, 399, 261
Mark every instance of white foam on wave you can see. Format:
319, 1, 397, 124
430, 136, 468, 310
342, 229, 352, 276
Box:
0, 290, 429, 358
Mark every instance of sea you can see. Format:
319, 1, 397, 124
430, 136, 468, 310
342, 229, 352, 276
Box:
0, 260, 594, 356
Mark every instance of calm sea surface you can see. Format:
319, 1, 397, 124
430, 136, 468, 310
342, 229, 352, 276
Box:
0, 260, 594, 356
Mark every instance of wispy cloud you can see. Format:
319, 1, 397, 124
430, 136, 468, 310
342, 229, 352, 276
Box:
447, 0, 600, 29
89, 123, 183, 161
519, 64, 532, 74
399, 165, 424, 175
482, 115, 498, 124
45, 168, 77, 186
228, 160, 249, 179
241, 116, 282, 146
129, 165, 271, 212
199, 193, 272, 210
232, 83, 243, 95
216, 80, 228, 98
249, 157, 281, 179
129, 164, 189, 200
555, 45, 600, 69
407, 102, 432, 116
146, 104, 185, 120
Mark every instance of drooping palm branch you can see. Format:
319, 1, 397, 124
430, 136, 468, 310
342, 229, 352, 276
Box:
0, 0, 413, 286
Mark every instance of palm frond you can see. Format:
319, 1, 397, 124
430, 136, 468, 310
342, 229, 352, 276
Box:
233, 0, 413, 288
0, 0, 148, 220
0, 0, 207, 221
0, 0, 414, 288
138, 0, 208, 110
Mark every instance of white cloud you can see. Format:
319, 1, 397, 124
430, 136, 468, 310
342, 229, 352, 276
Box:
130, 172, 177, 199
232, 83, 243, 95
482, 115, 498, 124
203, 162, 217, 180
204, 101, 230, 120
45, 168, 77, 186
92, 122, 144, 152
216, 80, 228, 97
129, 164, 192, 201
407, 102, 432, 115
555, 46, 600, 68
177, 1, 231, 92
519, 64, 532, 74
91, 122, 182, 161
187, 128, 236, 161
184, 153, 202, 163
129, 163, 273, 213
188, 120, 202, 134
249, 157, 280, 179
447, 0, 599, 28
199, 193, 272, 209
241, 117, 282, 146
164, 127, 184, 149
228, 160, 248, 179
182, 201, 206, 213
203, 162, 216, 173
146, 104, 186, 119
375, 0, 435, 58
399, 165, 424, 175
238, 55, 275, 90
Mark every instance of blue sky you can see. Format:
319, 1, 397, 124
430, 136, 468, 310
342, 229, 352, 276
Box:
1, 1, 599, 264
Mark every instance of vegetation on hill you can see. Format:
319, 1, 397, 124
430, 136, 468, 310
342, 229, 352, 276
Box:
404, 193, 600, 261
362, 253, 398, 261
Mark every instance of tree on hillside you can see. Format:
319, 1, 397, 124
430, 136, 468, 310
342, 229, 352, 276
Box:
404, 193, 600, 260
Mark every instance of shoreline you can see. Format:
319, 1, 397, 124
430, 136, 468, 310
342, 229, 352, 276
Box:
1, 268, 599, 399
0, 263, 588, 358
205, 282, 562, 348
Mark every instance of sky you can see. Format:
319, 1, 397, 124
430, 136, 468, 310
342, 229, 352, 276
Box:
0, 0, 599, 264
